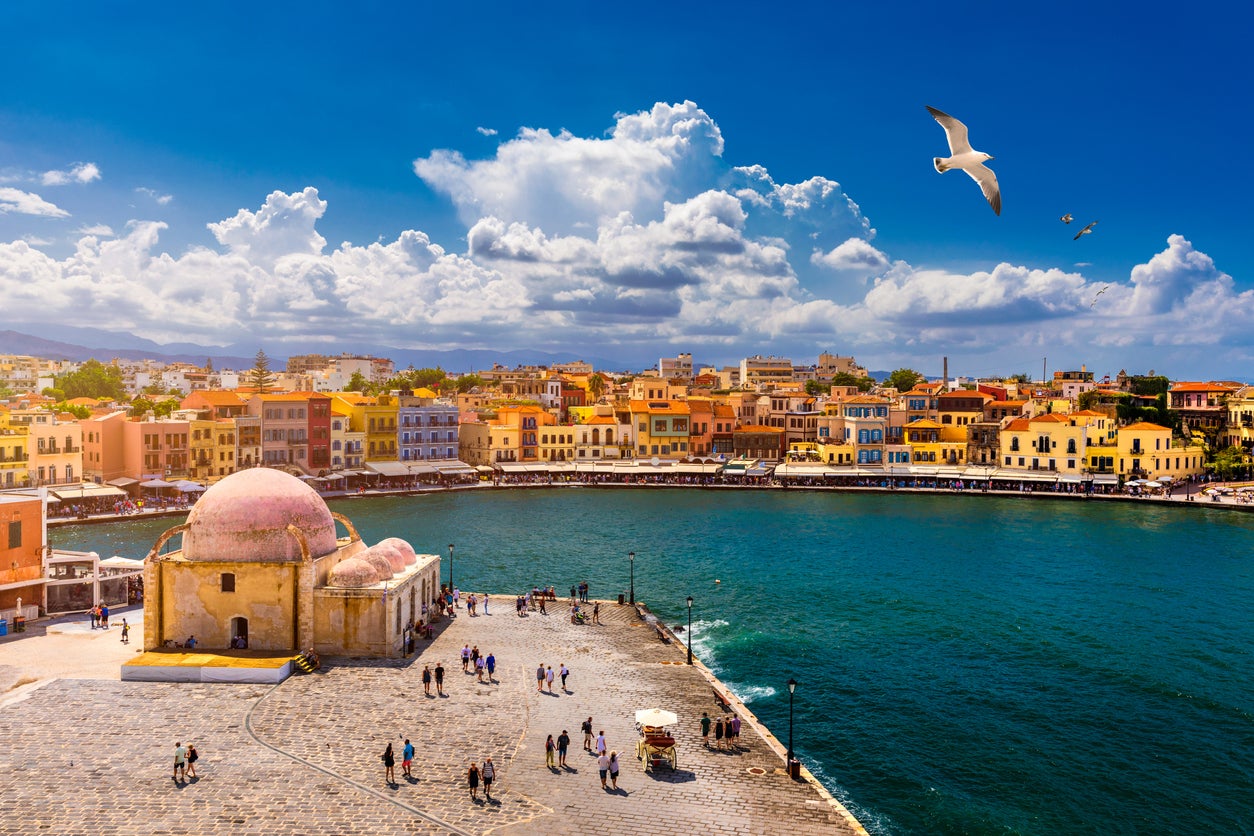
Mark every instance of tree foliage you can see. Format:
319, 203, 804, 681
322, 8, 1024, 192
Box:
55, 359, 126, 400
129, 397, 154, 417
248, 350, 275, 394
831, 372, 874, 392
346, 371, 370, 393
1128, 375, 1170, 396
885, 368, 924, 392
56, 402, 91, 419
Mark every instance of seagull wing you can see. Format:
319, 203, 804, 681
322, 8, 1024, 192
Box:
926, 106, 972, 155
1073, 221, 1098, 240
964, 162, 1001, 215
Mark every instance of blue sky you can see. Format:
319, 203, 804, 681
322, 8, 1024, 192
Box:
1, 1, 1251, 380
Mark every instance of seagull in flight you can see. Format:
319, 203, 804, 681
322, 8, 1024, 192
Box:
1090, 284, 1110, 308
926, 106, 1001, 215
1074, 220, 1098, 240
1060, 213, 1073, 224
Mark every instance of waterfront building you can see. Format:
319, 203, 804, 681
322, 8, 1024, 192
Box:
631, 399, 692, 460
182, 390, 248, 419
899, 387, 939, 423
572, 412, 628, 460
0, 411, 29, 489
1114, 421, 1205, 482
966, 420, 1002, 467
331, 393, 398, 464
0, 492, 45, 620
249, 393, 332, 474
188, 417, 237, 484
937, 390, 992, 443
142, 467, 439, 658
25, 418, 83, 488
121, 417, 190, 482
484, 403, 556, 464
841, 395, 890, 465
1224, 385, 1254, 453
329, 407, 364, 471
686, 397, 714, 456
711, 402, 735, 456
1169, 381, 1238, 440
538, 424, 574, 462
904, 419, 964, 466
731, 424, 784, 461
79, 410, 128, 484
396, 390, 459, 464
766, 390, 820, 448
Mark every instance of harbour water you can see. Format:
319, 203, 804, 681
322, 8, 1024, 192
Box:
58, 488, 1254, 835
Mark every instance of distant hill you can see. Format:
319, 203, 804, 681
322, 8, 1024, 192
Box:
0, 328, 633, 374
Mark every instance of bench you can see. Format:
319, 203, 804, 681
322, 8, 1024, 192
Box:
654, 624, 671, 643
712, 688, 732, 711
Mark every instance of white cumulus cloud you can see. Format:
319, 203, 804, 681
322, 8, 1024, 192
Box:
41, 162, 101, 186
476, 127, 498, 136
0, 187, 69, 218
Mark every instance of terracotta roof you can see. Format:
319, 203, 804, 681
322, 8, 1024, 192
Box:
1029, 413, 1071, 424
1170, 382, 1237, 393
1072, 410, 1107, 417
845, 395, 889, 404
629, 399, 691, 414
906, 419, 944, 429
1121, 421, 1170, 431
734, 424, 783, 433
1005, 418, 1032, 432
585, 416, 618, 425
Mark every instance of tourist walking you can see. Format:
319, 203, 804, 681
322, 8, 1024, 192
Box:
557, 730, 570, 767
467, 761, 480, 800
592, 601, 600, 625
595, 730, 607, 757
173, 741, 187, 781
559, 663, 569, 691
475, 655, 486, 682
486, 652, 495, 682
462, 644, 471, 672
382, 742, 396, 784
545, 665, 555, 692
120, 618, 130, 644
608, 751, 620, 789
435, 662, 445, 696
536, 663, 545, 692
545, 734, 556, 768
700, 712, 711, 747
89, 606, 98, 629
730, 714, 742, 750
714, 717, 725, 750
422, 665, 432, 696
582, 717, 593, 750
597, 751, 610, 788
101, 604, 109, 628
482, 593, 489, 615
402, 738, 414, 778
185, 743, 199, 778
481, 757, 496, 800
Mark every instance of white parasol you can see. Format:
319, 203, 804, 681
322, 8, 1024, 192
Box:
635, 708, 678, 727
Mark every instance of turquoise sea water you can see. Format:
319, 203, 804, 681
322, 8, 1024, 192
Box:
59, 488, 1254, 835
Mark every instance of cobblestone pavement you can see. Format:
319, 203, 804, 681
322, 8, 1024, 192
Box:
0, 598, 862, 835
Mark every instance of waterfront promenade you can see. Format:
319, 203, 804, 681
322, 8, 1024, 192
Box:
0, 599, 864, 835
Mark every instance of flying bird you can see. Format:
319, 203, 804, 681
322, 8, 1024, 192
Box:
1090, 284, 1110, 308
1074, 220, 1098, 240
1060, 213, 1073, 224
926, 105, 1001, 215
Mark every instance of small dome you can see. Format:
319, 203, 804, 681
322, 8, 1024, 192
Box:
327, 557, 380, 588
358, 549, 394, 580
377, 537, 417, 565
181, 468, 338, 563
370, 541, 409, 572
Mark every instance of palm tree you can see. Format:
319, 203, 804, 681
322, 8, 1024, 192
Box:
587, 373, 605, 402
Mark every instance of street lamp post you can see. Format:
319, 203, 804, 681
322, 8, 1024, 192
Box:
787, 677, 798, 770
686, 595, 694, 665
447, 543, 454, 592
628, 551, 635, 605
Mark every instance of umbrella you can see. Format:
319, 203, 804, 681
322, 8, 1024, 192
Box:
634, 708, 678, 727
1143, 481, 1163, 489
140, 479, 174, 489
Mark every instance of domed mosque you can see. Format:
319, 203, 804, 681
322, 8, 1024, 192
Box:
137, 468, 441, 669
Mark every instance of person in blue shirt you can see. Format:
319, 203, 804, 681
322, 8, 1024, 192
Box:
402, 739, 414, 778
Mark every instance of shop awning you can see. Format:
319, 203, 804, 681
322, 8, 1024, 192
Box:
993, 469, 1058, 482
1091, 473, 1119, 485
497, 462, 530, 473
106, 477, 139, 488
51, 484, 127, 501
366, 462, 410, 477
437, 463, 478, 476
407, 464, 438, 475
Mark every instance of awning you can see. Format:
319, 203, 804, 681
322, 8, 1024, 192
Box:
1058, 474, 1085, 483
475, 465, 497, 473
526, 464, 550, 473
106, 477, 139, 488
1091, 474, 1119, 485
497, 462, 530, 473
745, 464, 773, 476
407, 464, 438, 475
51, 484, 128, 500
548, 462, 575, 473
437, 464, 477, 476
140, 479, 175, 489
993, 470, 1058, 482
322, 472, 348, 481
774, 463, 828, 478
366, 461, 410, 477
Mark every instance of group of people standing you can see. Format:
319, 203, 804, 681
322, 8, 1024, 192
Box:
700, 711, 742, 750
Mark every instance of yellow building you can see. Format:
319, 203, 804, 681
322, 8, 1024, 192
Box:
1224, 386, 1254, 453
26, 418, 83, 487
903, 419, 965, 465
489, 404, 556, 464
1114, 421, 1205, 482
140, 468, 440, 666
630, 399, 692, 459
0, 410, 28, 488
331, 393, 398, 462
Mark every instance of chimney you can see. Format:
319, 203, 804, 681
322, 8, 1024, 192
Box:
943, 356, 948, 393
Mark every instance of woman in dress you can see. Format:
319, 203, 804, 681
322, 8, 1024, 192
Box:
467, 761, 480, 800
382, 742, 395, 784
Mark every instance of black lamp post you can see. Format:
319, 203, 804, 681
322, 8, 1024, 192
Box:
447, 543, 454, 592
628, 551, 635, 605
787, 677, 798, 766
686, 595, 694, 664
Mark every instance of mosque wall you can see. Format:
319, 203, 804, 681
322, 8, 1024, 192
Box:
156, 560, 301, 651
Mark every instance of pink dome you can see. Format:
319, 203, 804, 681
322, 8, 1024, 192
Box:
181, 468, 338, 563
370, 541, 409, 572
327, 557, 380, 588
357, 549, 395, 580
377, 537, 417, 565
